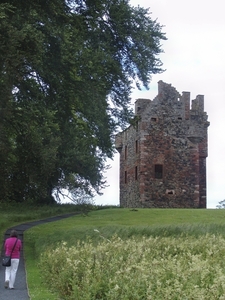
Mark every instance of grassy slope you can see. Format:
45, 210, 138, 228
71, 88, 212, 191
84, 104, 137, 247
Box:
24, 207, 225, 254
2, 206, 225, 299
0, 203, 82, 242
24, 208, 225, 299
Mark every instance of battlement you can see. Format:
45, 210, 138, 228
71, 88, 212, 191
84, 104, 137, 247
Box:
192, 95, 204, 111
134, 81, 209, 122
157, 80, 181, 103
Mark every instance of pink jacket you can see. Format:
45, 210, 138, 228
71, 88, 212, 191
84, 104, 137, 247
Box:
4, 237, 22, 259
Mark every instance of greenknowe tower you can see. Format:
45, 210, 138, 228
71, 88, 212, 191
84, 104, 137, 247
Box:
115, 81, 210, 208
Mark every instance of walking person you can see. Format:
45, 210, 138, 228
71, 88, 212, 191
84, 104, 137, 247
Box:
4, 229, 22, 289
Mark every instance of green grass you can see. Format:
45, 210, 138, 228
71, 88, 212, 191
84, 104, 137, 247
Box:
23, 207, 225, 299
0, 202, 89, 242
25, 255, 59, 300
0, 202, 91, 299
24, 208, 225, 255
2, 205, 225, 299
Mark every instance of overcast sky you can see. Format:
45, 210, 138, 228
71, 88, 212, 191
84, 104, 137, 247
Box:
94, 0, 225, 208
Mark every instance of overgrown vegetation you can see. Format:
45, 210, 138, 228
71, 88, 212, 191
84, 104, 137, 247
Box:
40, 234, 225, 299
21, 207, 225, 299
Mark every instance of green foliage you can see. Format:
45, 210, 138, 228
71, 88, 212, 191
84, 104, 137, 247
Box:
25, 241, 60, 300
0, 0, 166, 204
39, 234, 225, 299
216, 199, 225, 209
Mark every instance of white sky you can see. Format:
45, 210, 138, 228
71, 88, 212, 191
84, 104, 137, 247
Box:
94, 0, 225, 208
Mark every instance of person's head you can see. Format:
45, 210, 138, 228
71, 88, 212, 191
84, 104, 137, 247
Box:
10, 230, 18, 237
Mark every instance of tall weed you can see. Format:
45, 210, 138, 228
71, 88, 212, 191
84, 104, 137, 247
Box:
39, 234, 225, 300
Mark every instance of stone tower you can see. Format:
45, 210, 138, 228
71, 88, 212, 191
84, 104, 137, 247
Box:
115, 81, 210, 208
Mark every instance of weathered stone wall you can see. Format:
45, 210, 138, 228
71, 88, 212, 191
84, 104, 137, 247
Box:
115, 81, 210, 208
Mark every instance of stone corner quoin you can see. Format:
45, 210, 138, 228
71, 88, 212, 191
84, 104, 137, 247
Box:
115, 80, 210, 208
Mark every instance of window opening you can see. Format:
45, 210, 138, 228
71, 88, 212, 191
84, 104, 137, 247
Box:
125, 145, 127, 160
167, 190, 175, 195
155, 164, 163, 179
135, 166, 138, 180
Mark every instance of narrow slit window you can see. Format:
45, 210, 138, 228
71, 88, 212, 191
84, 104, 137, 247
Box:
135, 166, 138, 180
155, 164, 163, 179
125, 171, 127, 184
135, 140, 138, 153
125, 145, 127, 160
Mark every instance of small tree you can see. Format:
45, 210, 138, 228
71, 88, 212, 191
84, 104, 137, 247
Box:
54, 187, 94, 215
216, 200, 225, 209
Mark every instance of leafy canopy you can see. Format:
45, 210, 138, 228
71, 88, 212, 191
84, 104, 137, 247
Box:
0, 0, 166, 204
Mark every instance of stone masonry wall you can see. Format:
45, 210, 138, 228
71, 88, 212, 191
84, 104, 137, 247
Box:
115, 81, 210, 208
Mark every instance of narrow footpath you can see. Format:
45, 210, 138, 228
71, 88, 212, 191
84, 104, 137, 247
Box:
0, 213, 78, 300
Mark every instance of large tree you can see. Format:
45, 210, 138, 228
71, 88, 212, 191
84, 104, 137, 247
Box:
0, 0, 166, 204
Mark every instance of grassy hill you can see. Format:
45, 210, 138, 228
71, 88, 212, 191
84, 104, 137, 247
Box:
23, 207, 225, 299
2, 205, 225, 299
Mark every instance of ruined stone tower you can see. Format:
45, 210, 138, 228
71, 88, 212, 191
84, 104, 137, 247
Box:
115, 81, 210, 208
